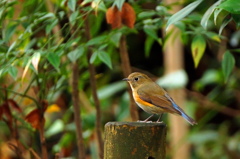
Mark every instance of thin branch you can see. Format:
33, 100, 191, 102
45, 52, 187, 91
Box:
71, 62, 86, 159
45, 0, 62, 41
0, 88, 40, 107
119, 35, 139, 121
186, 89, 240, 116
84, 17, 104, 159
38, 117, 48, 159
29, 148, 41, 159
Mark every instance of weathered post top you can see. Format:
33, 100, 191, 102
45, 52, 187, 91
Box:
104, 122, 167, 159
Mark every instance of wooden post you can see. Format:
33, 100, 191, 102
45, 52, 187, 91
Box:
104, 122, 166, 159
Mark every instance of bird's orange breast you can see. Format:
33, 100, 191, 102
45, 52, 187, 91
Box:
133, 91, 154, 107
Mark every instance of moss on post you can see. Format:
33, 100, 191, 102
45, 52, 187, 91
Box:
104, 122, 166, 159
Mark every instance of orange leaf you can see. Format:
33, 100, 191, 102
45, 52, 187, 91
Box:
46, 104, 60, 113
2, 102, 12, 124
7, 99, 22, 113
0, 107, 3, 120
106, 6, 122, 29
121, 2, 136, 28
25, 109, 44, 129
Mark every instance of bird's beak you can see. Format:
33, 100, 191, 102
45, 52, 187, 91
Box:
122, 78, 130, 81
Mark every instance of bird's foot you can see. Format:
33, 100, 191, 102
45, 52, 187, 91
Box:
155, 121, 163, 123
137, 120, 153, 123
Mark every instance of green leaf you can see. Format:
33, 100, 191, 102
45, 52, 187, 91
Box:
99, 44, 108, 50
46, 19, 58, 35
47, 53, 60, 71
219, 15, 232, 35
5, 23, 18, 42
69, 11, 79, 25
7, 41, 16, 55
222, 51, 235, 82
68, 46, 85, 63
143, 26, 158, 41
214, 8, 222, 25
218, 0, 240, 14
68, 0, 76, 11
201, 0, 222, 29
204, 32, 221, 42
98, 51, 112, 69
110, 32, 122, 47
90, 51, 98, 64
31, 52, 41, 73
8, 66, 18, 80
39, 13, 55, 20
232, 14, 240, 29
191, 35, 206, 68
86, 35, 108, 46
81, 0, 92, 6
166, 0, 203, 31
22, 58, 32, 81
138, 11, 156, 19
113, 0, 125, 10
144, 36, 154, 57
45, 119, 64, 137
59, 132, 75, 147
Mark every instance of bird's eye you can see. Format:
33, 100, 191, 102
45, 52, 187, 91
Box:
134, 77, 139, 81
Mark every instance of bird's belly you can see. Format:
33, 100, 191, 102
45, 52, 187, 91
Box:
133, 91, 165, 114
135, 101, 164, 114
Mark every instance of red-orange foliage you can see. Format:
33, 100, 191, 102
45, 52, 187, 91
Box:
25, 100, 48, 130
121, 2, 136, 28
106, 2, 136, 29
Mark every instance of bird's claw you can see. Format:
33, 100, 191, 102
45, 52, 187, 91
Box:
137, 120, 153, 123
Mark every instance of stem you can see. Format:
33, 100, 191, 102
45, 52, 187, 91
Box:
71, 62, 86, 159
39, 118, 48, 159
45, 0, 62, 41
0, 87, 40, 108
119, 35, 139, 121
37, 99, 48, 159
13, 119, 24, 159
84, 18, 104, 159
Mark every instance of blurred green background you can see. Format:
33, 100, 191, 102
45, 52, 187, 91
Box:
0, 0, 240, 159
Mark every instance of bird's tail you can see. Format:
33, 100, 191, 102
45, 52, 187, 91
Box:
180, 111, 197, 125
173, 103, 197, 125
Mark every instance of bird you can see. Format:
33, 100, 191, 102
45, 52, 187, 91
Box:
123, 72, 197, 125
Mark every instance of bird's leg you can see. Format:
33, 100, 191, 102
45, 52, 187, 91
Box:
156, 114, 163, 123
137, 114, 154, 123
144, 114, 154, 122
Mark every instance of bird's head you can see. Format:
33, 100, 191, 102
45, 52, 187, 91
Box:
123, 72, 151, 89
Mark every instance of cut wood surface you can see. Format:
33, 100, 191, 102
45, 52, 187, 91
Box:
104, 122, 166, 159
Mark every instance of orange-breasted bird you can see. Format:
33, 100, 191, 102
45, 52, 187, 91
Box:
123, 72, 197, 125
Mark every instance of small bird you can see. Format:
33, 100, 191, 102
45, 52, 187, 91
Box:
123, 72, 197, 125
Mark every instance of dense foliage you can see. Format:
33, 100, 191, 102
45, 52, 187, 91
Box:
0, 0, 239, 158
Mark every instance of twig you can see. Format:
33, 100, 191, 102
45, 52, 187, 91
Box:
119, 35, 139, 121
13, 119, 24, 159
84, 17, 104, 159
0, 87, 40, 107
45, 0, 62, 41
186, 89, 240, 116
29, 148, 41, 159
38, 104, 48, 159
71, 62, 86, 159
